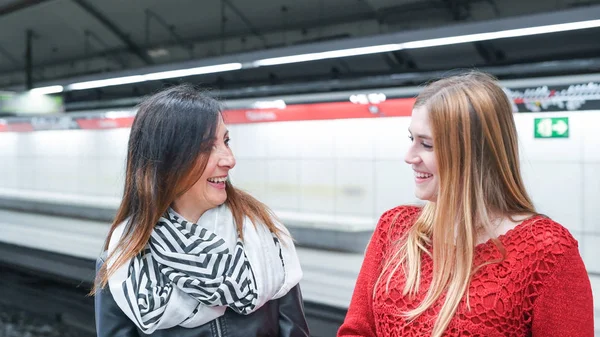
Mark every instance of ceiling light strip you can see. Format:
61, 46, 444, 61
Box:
47, 18, 600, 92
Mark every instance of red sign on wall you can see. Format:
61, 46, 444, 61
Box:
0, 97, 417, 132
76, 117, 135, 130
222, 98, 416, 124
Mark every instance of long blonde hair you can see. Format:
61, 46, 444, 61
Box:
376, 71, 536, 336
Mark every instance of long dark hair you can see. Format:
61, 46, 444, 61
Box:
93, 84, 280, 292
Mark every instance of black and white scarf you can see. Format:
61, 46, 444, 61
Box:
107, 205, 302, 334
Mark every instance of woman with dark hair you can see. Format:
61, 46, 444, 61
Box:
93, 85, 309, 337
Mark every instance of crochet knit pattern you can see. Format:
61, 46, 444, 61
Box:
338, 206, 594, 337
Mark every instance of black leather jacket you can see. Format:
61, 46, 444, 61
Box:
94, 257, 310, 337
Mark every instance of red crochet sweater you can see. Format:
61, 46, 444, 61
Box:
338, 206, 594, 337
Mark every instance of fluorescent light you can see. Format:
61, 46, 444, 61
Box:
144, 63, 242, 81
67, 63, 243, 90
253, 19, 600, 67
253, 44, 402, 66
68, 75, 145, 90
29, 85, 63, 95
402, 19, 600, 49
57, 18, 600, 91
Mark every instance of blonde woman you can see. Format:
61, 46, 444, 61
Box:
338, 71, 594, 337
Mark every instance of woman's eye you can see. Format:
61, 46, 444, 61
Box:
422, 142, 433, 149
224, 138, 231, 147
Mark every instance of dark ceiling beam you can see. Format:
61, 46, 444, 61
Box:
144, 9, 193, 58
14, 3, 456, 71
381, 51, 418, 71
357, 0, 385, 24
474, 41, 505, 64
84, 30, 128, 68
0, 0, 53, 16
442, 0, 472, 21
486, 0, 500, 16
221, 0, 267, 47
71, 0, 153, 65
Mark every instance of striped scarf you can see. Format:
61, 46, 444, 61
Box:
107, 205, 302, 334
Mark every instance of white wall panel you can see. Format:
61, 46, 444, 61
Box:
95, 158, 125, 197
333, 119, 376, 159
582, 112, 600, 163
299, 160, 335, 214
0, 133, 18, 156
77, 157, 102, 196
265, 159, 300, 210
0, 157, 19, 189
25, 131, 73, 157
521, 161, 583, 233
17, 157, 38, 190
265, 122, 302, 159
228, 123, 269, 159
230, 159, 268, 202
373, 117, 411, 160
584, 163, 600, 234
583, 234, 600, 274
297, 120, 336, 159
334, 159, 375, 217
91, 129, 130, 158
34, 158, 77, 193
68, 129, 99, 158
374, 160, 418, 216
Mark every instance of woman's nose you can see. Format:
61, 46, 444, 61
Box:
219, 150, 236, 169
404, 149, 420, 165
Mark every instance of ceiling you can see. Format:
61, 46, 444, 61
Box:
0, 0, 599, 106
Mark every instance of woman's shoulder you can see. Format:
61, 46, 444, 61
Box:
512, 214, 579, 258
378, 205, 422, 225
374, 205, 422, 239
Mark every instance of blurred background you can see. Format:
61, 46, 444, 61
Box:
0, 0, 599, 336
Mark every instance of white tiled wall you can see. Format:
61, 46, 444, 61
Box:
0, 128, 130, 199
334, 159, 375, 217
521, 161, 584, 233
333, 118, 377, 160
299, 160, 336, 214
374, 160, 417, 216
584, 164, 600, 231
265, 160, 301, 210
229, 158, 267, 201
0, 111, 599, 269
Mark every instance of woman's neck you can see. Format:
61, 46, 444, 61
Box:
171, 198, 209, 224
474, 212, 534, 245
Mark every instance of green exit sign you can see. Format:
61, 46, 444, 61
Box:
534, 117, 569, 138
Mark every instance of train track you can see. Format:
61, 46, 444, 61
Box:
0, 264, 96, 337
0, 243, 348, 337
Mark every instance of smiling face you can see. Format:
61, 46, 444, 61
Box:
173, 118, 236, 221
405, 106, 439, 202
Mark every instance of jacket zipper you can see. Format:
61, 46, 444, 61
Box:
215, 317, 223, 337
